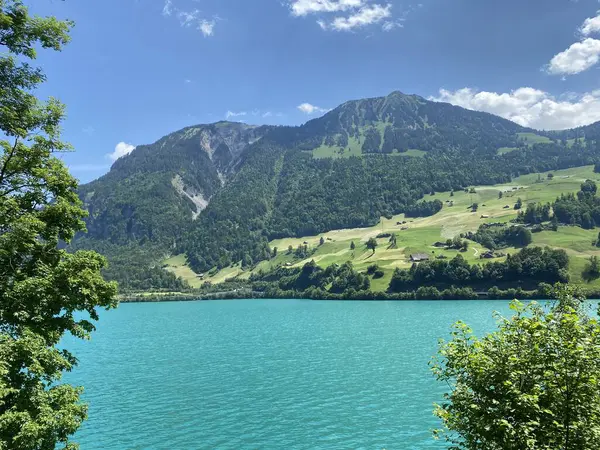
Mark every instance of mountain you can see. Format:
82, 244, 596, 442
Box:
73, 91, 600, 291
273, 91, 527, 155
80, 122, 273, 246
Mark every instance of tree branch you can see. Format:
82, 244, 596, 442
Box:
0, 137, 19, 186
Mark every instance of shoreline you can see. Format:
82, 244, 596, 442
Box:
119, 289, 600, 303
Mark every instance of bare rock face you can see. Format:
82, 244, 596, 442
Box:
171, 174, 209, 220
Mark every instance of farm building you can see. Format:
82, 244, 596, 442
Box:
410, 253, 430, 262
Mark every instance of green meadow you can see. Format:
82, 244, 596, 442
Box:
165, 165, 600, 291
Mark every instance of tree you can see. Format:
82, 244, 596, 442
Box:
242, 252, 253, 268
514, 197, 523, 210
547, 173, 554, 179
350, 241, 355, 250
584, 256, 600, 280
366, 264, 379, 275
498, 191, 503, 199
431, 284, 600, 449
581, 179, 597, 195
366, 237, 378, 254
452, 235, 463, 249
288, 245, 293, 254
0, 2, 117, 448
471, 202, 478, 212
272, 247, 278, 257
319, 236, 325, 246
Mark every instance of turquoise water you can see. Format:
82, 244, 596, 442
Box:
62, 299, 512, 449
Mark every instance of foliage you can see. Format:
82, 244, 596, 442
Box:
388, 247, 569, 292
250, 260, 370, 294
518, 180, 600, 229
366, 237, 378, 253
514, 198, 522, 210
553, 181, 600, 229
466, 224, 532, 250
0, 2, 117, 448
446, 236, 469, 251
405, 199, 443, 218
431, 284, 600, 449
583, 255, 600, 281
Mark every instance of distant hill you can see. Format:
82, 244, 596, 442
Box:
73, 91, 600, 290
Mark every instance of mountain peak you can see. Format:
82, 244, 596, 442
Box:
386, 90, 408, 97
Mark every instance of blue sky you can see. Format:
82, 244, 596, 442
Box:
25, 0, 600, 182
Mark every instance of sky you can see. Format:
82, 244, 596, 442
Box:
22, 0, 600, 182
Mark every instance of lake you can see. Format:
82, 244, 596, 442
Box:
62, 299, 513, 449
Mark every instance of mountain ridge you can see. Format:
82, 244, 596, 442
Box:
74, 91, 600, 290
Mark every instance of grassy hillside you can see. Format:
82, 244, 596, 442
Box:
79, 90, 600, 291
517, 132, 553, 145
168, 165, 600, 291
498, 132, 556, 155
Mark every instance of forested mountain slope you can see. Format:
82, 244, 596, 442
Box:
79, 122, 273, 246
271, 91, 526, 156
73, 91, 600, 290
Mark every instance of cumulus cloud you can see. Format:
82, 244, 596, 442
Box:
580, 11, 600, 36
547, 38, 600, 75
199, 20, 216, 37
329, 4, 391, 31
290, 0, 364, 16
430, 87, 600, 130
107, 142, 136, 161
225, 111, 247, 119
288, 0, 396, 32
298, 103, 328, 114
546, 11, 600, 76
162, 1, 217, 36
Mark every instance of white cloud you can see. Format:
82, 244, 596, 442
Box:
545, 10, 600, 76
580, 11, 600, 36
162, 1, 217, 36
81, 126, 95, 135
547, 37, 600, 75
288, 0, 396, 32
382, 20, 403, 32
430, 87, 600, 130
107, 142, 136, 161
162, 0, 173, 16
297, 103, 328, 114
329, 3, 391, 31
262, 111, 273, 118
199, 19, 216, 37
290, 0, 364, 16
177, 9, 200, 27
225, 111, 247, 119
